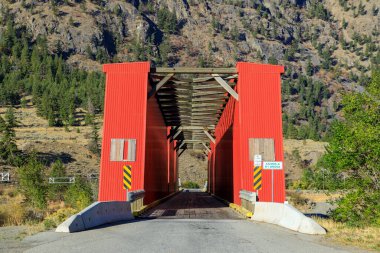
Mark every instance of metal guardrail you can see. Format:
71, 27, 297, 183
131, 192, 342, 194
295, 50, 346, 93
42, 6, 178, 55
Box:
127, 190, 145, 202
48, 177, 75, 184
240, 190, 257, 213
0, 174, 97, 184
0, 172, 10, 182
127, 190, 145, 213
239, 190, 257, 203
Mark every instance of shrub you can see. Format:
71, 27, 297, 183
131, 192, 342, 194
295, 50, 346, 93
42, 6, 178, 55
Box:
182, 181, 200, 189
331, 190, 380, 227
64, 177, 93, 210
47, 160, 67, 201
43, 207, 77, 229
313, 69, 380, 226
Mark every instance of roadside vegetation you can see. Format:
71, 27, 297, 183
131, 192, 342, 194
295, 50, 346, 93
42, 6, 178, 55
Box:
182, 181, 200, 189
0, 159, 94, 232
0, 108, 97, 232
288, 69, 380, 250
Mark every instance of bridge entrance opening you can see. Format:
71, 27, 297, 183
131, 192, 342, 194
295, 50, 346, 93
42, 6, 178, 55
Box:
150, 67, 237, 206
98, 62, 286, 213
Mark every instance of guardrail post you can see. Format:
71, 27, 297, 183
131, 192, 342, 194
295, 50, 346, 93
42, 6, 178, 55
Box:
127, 190, 145, 212
239, 190, 257, 213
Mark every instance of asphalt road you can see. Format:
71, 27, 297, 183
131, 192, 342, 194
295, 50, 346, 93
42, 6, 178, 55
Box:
8, 191, 368, 253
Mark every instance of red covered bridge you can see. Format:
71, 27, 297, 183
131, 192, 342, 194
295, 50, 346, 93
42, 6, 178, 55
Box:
98, 62, 285, 206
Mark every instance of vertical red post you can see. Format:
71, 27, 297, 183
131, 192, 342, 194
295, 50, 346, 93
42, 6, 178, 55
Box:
236, 62, 285, 203
209, 63, 285, 204
99, 62, 150, 201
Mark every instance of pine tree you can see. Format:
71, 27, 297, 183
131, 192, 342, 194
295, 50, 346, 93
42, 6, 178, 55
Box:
17, 154, 47, 209
0, 108, 18, 165
88, 115, 100, 156
306, 59, 314, 76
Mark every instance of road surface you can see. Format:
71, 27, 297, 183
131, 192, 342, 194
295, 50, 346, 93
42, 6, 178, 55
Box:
5, 191, 368, 253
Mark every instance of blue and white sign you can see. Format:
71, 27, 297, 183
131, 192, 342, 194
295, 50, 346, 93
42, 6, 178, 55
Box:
263, 161, 283, 170
254, 155, 262, 167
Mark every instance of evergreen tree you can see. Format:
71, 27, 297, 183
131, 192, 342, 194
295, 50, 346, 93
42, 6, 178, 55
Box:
268, 55, 278, 64
0, 108, 18, 165
321, 47, 332, 70
157, 8, 178, 34
88, 115, 100, 156
17, 154, 47, 209
306, 59, 314, 76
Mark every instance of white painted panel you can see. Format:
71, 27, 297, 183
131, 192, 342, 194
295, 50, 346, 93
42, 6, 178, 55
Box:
110, 139, 124, 161
127, 139, 136, 161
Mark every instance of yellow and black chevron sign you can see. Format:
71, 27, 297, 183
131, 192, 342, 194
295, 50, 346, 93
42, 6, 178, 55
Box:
253, 166, 262, 190
123, 165, 132, 190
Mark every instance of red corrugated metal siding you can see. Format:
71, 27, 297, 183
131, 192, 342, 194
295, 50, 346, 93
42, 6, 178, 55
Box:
212, 93, 235, 201
214, 126, 233, 202
236, 62, 285, 203
99, 62, 150, 201
144, 95, 170, 204
100, 61, 284, 204
172, 140, 178, 191
232, 81, 242, 204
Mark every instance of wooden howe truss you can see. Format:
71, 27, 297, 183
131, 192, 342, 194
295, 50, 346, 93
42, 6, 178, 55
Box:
149, 68, 238, 153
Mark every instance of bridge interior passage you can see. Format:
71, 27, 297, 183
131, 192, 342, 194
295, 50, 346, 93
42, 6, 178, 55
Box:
150, 67, 238, 152
98, 62, 286, 206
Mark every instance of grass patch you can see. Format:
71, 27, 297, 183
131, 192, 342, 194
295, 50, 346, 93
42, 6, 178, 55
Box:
0, 185, 78, 236
43, 207, 77, 230
0, 187, 28, 226
286, 191, 310, 212
315, 218, 380, 251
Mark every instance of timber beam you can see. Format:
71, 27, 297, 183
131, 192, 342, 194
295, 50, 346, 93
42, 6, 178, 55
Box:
151, 67, 237, 74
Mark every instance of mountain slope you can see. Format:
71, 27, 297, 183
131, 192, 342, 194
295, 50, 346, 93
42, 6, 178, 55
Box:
0, 0, 379, 139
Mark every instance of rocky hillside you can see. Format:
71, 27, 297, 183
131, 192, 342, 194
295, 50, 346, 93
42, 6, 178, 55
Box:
0, 0, 379, 139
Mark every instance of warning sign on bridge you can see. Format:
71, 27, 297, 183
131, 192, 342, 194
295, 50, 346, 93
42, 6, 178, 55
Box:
263, 161, 283, 170
123, 165, 132, 190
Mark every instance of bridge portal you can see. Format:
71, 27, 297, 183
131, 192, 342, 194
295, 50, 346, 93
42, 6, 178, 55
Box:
98, 62, 285, 205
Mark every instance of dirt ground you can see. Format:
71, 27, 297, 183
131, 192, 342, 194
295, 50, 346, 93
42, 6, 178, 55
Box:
283, 139, 327, 182
0, 106, 101, 179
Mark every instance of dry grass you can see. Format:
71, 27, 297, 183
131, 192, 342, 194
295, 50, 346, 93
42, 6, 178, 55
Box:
0, 185, 76, 235
302, 191, 342, 202
315, 218, 380, 252
0, 186, 27, 226
287, 190, 342, 202
286, 191, 310, 212
283, 139, 327, 183
0, 105, 101, 176
283, 139, 327, 162
286, 190, 342, 212
18, 223, 46, 239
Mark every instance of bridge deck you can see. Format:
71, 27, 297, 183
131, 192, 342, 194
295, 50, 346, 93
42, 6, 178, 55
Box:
141, 190, 242, 219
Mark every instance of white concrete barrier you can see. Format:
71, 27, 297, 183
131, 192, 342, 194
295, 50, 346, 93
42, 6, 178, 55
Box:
55, 214, 85, 233
56, 201, 134, 233
252, 202, 326, 235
